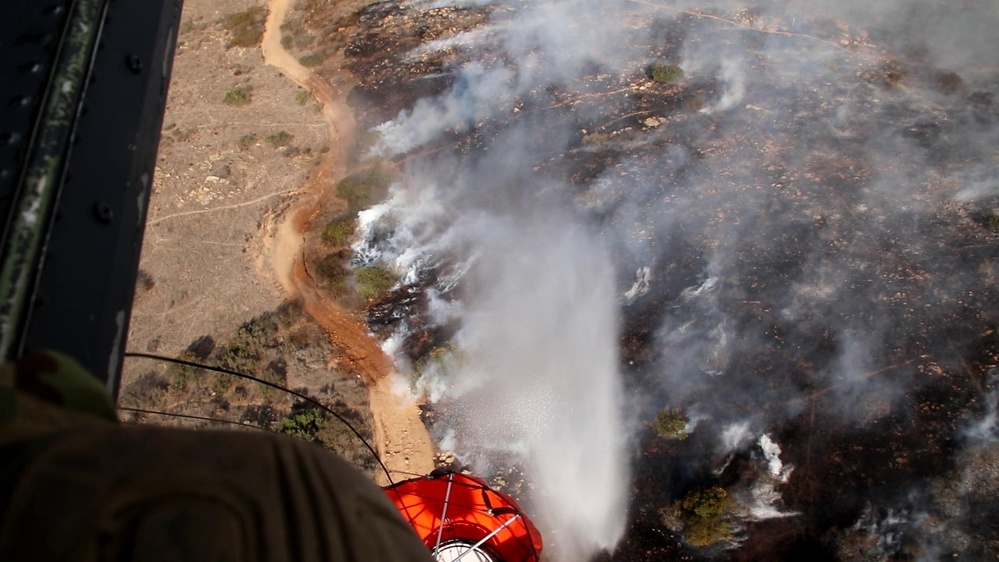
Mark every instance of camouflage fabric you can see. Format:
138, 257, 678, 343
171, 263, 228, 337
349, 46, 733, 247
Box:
0, 351, 434, 562
0, 351, 118, 417
0, 350, 117, 443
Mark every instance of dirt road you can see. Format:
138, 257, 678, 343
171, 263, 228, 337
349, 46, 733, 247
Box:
261, 0, 435, 484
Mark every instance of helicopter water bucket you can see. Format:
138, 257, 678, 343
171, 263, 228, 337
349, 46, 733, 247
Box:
384, 471, 543, 562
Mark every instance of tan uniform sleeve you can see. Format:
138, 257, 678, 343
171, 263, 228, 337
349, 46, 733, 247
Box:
0, 425, 435, 561
0, 351, 434, 561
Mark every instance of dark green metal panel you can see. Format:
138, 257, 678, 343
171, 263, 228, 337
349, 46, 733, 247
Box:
0, 0, 184, 397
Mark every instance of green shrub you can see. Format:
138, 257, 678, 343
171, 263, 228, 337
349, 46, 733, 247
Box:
322, 217, 357, 246
210, 372, 235, 395
238, 132, 257, 150
224, 85, 253, 106
296, 89, 313, 106
651, 63, 684, 84
316, 252, 351, 295
215, 303, 299, 377
223, 6, 267, 48
299, 52, 326, 68
278, 406, 326, 442
336, 167, 393, 214
675, 485, 733, 547
684, 516, 733, 547
166, 362, 201, 391
118, 371, 169, 408
681, 486, 728, 518
653, 407, 690, 440
355, 265, 397, 299
267, 130, 295, 148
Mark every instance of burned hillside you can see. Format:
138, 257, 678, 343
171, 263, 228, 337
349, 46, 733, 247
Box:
321, 0, 999, 559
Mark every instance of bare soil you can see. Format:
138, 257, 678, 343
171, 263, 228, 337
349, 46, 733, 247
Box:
122, 0, 434, 484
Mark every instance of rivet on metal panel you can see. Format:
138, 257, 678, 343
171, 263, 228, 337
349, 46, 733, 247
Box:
94, 202, 114, 224
125, 55, 143, 74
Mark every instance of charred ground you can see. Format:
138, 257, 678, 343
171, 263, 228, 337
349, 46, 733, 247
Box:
293, 0, 999, 559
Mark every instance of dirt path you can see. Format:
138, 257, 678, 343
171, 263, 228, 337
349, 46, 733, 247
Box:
261, 0, 435, 485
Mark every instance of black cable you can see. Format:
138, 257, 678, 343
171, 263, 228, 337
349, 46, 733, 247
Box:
118, 406, 270, 432
123, 351, 393, 485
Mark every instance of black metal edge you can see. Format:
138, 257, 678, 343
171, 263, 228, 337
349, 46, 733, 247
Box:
0, 0, 109, 365
21, 0, 185, 397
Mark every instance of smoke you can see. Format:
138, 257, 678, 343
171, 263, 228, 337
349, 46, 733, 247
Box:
599, 0, 999, 437
355, 172, 630, 558
351, 1, 649, 558
350, 0, 999, 556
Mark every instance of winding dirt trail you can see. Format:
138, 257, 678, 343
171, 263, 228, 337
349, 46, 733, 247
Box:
261, 0, 435, 485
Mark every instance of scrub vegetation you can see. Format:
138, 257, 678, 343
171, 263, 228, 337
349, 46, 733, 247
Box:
335, 167, 394, 214
223, 84, 253, 106
322, 216, 357, 246
652, 407, 690, 440
222, 6, 267, 49
650, 62, 684, 84
660, 486, 734, 548
355, 265, 397, 299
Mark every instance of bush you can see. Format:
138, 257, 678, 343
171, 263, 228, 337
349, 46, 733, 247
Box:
676, 486, 733, 547
278, 405, 326, 442
223, 7, 267, 49
682, 486, 728, 518
652, 407, 690, 440
355, 265, 397, 299
238, 132, 257, 150
210, 372, 235, 395
296, 89, 313, 106
299, 52, 326, 68
118, 371, 170, 408
650, 63, 684, 84
316, 252, 351, 294
267, 130, 295, 148
322, 217, 357, 246
214, 303, 299, 378
336, 167, 393, 214
316, 405, 376, 473
684, 516, 733, 547
224, 85, 253, 106
166, 362, 202, 391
